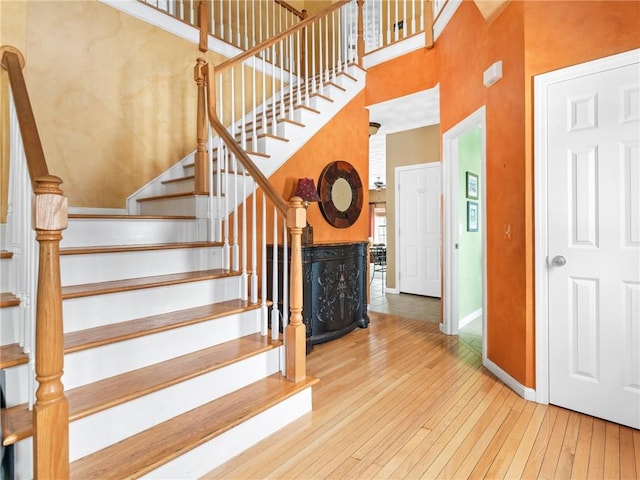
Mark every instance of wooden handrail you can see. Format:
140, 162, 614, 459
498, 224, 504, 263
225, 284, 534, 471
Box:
2, 45, 70, 477
202, 61, 288, 215
215, 0, 349, 74
1, 46, 49, 187
274, 0, 305, 20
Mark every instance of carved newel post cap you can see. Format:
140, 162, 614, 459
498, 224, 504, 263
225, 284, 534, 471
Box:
33, 175, 68, 231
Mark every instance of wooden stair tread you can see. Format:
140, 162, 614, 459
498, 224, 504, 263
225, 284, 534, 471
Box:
68, 214, 196, 220
62, 268, 238, 299
64, 299, 261, 353
2, 333, 281, 446
0, 292, 19, 307
69, 374, 318, 479
136, 191, 206, 202
60, 241, 223, 256
0, 250, 13, 259
0, 343, 28, 369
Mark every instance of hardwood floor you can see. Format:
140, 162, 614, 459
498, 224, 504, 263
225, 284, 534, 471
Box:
204, 312, 639, 479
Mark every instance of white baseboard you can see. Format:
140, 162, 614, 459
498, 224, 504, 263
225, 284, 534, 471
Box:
459, 308, 482, 329
484, 357, 536, 401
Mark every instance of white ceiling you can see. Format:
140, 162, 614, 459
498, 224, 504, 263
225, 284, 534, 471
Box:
367, 85, 440, 189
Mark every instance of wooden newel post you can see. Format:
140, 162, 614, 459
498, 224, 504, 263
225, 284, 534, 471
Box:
198, 1, 209, 53
356, 0, 365, 66
285, 196, 307, 383
32, 175, 69, 479
194, 58, 210, 195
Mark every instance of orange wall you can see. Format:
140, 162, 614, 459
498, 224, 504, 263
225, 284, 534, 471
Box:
364, 0, 640, 387
267, 90, 370, 243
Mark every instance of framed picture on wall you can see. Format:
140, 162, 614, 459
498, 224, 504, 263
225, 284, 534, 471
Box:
467, 201, 479, 232
466, 172, 479, 199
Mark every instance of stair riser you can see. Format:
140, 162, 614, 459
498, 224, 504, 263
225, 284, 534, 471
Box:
63, 276, 241, 333
1, 260, 12, 292
11, 438, 32, 480
62, 218, 208, 247
62, 309, 262, 391
61, 247, 223, 285
137, 195, 201, 217
3, 363, 31, 407
0, 305, 20, 346
68, 347, 280, 461
143, 387, 313, 479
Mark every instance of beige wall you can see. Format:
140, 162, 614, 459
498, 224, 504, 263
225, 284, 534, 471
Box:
385, 124, 440, 290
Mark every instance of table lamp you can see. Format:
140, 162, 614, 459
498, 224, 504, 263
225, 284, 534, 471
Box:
295, 177, 321, 245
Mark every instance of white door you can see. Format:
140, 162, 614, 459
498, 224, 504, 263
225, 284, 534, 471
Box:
397, 164, 441, 297
546, 58, 640, 428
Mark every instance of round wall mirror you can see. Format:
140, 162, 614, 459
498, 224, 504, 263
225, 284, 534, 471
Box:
317, 160, 363, 228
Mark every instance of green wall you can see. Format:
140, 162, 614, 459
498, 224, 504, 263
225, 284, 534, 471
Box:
458, 126, 482, 322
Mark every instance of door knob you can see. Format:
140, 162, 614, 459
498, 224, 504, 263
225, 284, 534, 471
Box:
551, 255, 567, 267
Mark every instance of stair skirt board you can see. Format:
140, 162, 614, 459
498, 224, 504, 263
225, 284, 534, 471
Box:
62, 310, 262, 391
62, 217, 208, 247
68, 348, 282, 462
141, 387, 312, 479
60, 246, 224, 285
62, 276, 242, 333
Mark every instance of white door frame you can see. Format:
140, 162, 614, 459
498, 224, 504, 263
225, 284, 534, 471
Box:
395, 162, 442, 296
441, 107, 487, 359
534, 48, 640, 404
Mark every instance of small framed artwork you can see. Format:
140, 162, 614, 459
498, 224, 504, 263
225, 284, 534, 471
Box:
466, 172, 479, 199
467, 201, 479, 232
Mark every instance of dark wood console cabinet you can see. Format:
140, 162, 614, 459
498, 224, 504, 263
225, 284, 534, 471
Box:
267, 241, 369, 352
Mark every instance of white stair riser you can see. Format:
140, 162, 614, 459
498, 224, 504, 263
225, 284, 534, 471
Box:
61, 247, 223, 285
63, 309, 262, 391
162, 178, 195, 195
69, 347, 281, 461
0, 305, 20, 346
143, 387, 313, 479
138, 195, 200, 216
63, 276, 241, 333
11, 438, 32, 480
3, 363, 31, 407
1, 261, 12, 292
62, 218, 207, 247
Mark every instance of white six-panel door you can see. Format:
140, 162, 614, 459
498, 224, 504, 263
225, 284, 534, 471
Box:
397, 163, 442, 297
545, 55, 639, 428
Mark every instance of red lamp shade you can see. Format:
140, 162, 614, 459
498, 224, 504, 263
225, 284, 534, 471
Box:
295, 177, 321, 203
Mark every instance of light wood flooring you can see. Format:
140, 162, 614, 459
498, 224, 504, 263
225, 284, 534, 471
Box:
205, 311, 639, 479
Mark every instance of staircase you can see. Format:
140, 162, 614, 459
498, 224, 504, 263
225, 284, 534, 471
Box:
1, 1, 364, 477
1, 213, 318, 478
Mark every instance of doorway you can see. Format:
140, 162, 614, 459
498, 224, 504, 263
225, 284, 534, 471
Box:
534, 49, 640, 428
441, 107, 487, 361
396, 163, 442, 297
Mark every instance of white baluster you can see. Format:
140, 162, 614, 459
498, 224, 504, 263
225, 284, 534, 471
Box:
412, 0, 416, 35
296, 29, 302, 106
261, 192, 268, 335
244, 0, 249, 49
251, 181, 258, 304
250, 56, 256, 150
421, 0, 425, 32
232, 151, 239, 272
228, 0, 233, 45
318, 17, 324, 96
403, 0, 408, 38
210, 0, 215, 38
208, 127, 216, 241
236, 0, 241, 46
395, 0, 399, 42
271, 207, 279, 341
332, 10, 337, 82
223, 145, 230, 270
271, 44, 277, 135
387, 0, 391, 45
288, 34, 294, 121
279, 38, 285, 123
240, 164, 248, 300
242, 62, 247, 150
324, 12, 329, 83
251, 0, 255, 49
261, 54, 267, 141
